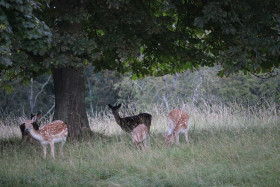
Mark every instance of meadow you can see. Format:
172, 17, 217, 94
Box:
0, 103, 279, 186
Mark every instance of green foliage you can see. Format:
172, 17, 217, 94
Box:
1, 0, 280, 85
49, 0, 278, 77
0, 0, 51, 67
194, 0, 280, 75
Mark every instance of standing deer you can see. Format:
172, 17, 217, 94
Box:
19, 116, 68, 159
131, 124, 148, 149
164, 109, 190, 147
108, 104, 152, 133
19, 113, 40, 143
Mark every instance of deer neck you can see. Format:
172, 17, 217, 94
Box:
28, 129, 44, 142
112, 112, 122, 126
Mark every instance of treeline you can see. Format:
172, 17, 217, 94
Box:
116, 67, 280, 109
1, 66, 279, 117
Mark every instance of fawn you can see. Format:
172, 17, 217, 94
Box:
19, 116, 68, 158
19, 113, 40, 143
131, 124, 148, 149
164, 109, 190, 147
108, 104, 152, 133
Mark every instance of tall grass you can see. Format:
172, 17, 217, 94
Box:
0, 102, 279, 186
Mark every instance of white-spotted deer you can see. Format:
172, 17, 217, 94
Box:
19, 116, 68, 158
108, 104, 152, 133
164, 109, 190, 147
131, 124, 148, 149
19, 113, 40, 143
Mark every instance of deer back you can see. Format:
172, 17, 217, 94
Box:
120, 113, 152, 132
168, 109, 189, 128
108, 103, 152, 133
38, 120, 68, 137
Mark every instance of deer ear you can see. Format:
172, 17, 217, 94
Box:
31, 115, 37, 122
19, 117, 26, 124
117, 104, 122, 108
108, 104, 113, 109
31, 113, 34, 119
36, 113, 41, 119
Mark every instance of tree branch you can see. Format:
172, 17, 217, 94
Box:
30, 75, 51, 113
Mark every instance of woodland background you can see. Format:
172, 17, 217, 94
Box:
1, 66, 279, 117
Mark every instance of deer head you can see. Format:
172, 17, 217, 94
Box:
108, 104, 122, 113
19, 113, 40, 143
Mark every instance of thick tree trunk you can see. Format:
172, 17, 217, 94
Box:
52, 67, 90, 139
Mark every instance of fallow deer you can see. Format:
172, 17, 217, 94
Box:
131, 124, 148, 149
164, 109, 190, 147
19, 116, 68, 159
19, 113, 40, 143
108, 104, 152, 133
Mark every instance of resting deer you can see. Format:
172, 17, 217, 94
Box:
131, 124, 148, 149
108, 104, 152, 133
164, 109, 190, 147
19, 116, 68, 159
19, 113, 40, 143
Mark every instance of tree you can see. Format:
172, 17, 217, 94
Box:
193, 0, 280, 76
1, 0, 279, 139
0, 0, 51, 71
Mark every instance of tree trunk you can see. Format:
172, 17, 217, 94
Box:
52, 67, 90, 139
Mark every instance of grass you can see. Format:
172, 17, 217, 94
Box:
0, 103, 279, 186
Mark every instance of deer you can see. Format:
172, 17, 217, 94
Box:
108, 104, 152, 133
131, 124, 148, 149
19, 113, 40, 143
19, 116, 68, 159
163, 109, 190, 147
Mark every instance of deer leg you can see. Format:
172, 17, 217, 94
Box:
173, 128, 180, 145
138, 142, 143, 150
42, 144, 47, 158
26, 134, 31, 142
49, 141, 55, 159
167, 118, 175, 135
143, 140, 147, 149
184, 129, 189, 145
174, 124, 183, 145
59, 140, 66, 157
175, 133, 180, 145
132, 138, 137, 149
21, 135, 28, 144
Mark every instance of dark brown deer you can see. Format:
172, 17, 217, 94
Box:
19, 113, 40, 143
108, 104, 152, 133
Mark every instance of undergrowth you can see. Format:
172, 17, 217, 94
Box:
0, 103, 279, 186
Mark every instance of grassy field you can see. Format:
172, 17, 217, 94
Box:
0, 103, 279, 186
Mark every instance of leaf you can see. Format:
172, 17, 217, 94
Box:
194, 17, 204, 28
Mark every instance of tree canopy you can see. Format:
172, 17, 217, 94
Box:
193, 0, 280, 76
1, 0, 279, 79
0, 0, 51, 69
